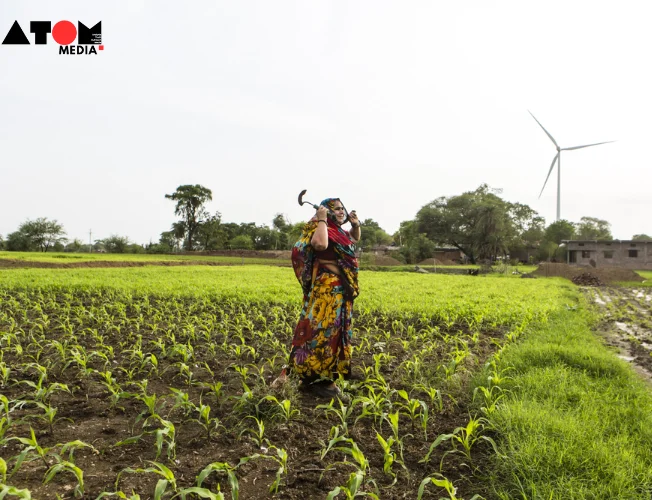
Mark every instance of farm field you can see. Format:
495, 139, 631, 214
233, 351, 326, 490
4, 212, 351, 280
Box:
0, 251, 288, 268
1, 266, 651, 498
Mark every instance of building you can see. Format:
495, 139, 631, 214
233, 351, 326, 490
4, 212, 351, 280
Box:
562, 240, 652, 270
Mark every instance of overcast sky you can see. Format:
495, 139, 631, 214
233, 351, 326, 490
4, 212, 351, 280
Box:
1, 1, 650, 245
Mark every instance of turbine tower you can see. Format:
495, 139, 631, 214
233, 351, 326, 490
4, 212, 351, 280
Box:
529, 111, 614, 221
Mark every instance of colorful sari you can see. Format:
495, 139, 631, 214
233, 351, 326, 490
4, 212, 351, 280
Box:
289, 198, 359, 382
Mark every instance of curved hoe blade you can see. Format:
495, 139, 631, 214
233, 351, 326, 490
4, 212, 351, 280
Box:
562, 140, 615, 151
298, 189, 307, 206
539, 153, 559, 199
529, 110, 559, 149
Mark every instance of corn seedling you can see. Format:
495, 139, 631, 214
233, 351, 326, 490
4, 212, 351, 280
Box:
196, 461, 238, 500
327, 470, 380, 500
44, 458, 85, 498
262, 395, 300, 423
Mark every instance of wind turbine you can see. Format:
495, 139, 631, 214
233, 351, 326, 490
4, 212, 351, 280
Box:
529, 111, 614, 221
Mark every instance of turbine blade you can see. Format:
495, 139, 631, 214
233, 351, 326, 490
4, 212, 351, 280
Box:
529, 110, 559, 149
538, 153, 559, 199
562, 140, 615, 151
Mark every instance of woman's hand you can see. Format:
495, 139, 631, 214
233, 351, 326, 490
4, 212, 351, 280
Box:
316, 205, 328, 221
349, 210, 360, 227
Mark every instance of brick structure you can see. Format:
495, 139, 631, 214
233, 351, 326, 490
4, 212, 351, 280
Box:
562, 240, 652, 270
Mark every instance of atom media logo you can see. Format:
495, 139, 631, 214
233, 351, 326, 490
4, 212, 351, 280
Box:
2, 20, 103, 55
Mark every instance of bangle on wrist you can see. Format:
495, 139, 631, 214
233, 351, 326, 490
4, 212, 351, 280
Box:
318, 219, 327, 223
351, 223, 360, 228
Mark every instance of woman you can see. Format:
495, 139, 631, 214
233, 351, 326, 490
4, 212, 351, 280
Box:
275, 198, 361, 398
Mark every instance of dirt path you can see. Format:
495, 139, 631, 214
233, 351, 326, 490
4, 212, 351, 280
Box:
584, 286, 652, 382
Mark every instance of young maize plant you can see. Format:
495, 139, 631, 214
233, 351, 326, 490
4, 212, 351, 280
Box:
420, 416, 501, 470
115, 414, 177, 461
317, 397, 359, 436
44, 458, 85, 498
196, 461, 239, 500
239, 416, 269, 448
327, 470, 380, 500
261, 395, 301, 423
320, 431, 372, 483
188, 402, 225, 440
114, 461, 178, 500
417, 473, 483, 500
375, 433, 402, 481
7, 427, 50, 477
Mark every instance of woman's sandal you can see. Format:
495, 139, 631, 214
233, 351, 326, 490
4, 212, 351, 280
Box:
311, 383, 341, 399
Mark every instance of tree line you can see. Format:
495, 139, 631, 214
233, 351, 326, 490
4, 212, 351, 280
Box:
1, 183, 649, 261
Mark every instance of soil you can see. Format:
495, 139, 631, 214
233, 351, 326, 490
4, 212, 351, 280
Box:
533, 263, 644, 284
367, 255, 403, 266
584, 287, 652, 382
0, 292, 502, 499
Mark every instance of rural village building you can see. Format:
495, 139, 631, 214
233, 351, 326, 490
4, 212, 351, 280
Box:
562, 240, 652, 270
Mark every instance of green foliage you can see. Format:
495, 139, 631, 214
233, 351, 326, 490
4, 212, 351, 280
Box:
483, 308, 652, 498
194, 211, 224, 250
100, 235, 132, 254
228, 235, 254, 250
400, 233, 435, 264
632, 233, 652, 241
358, 219, 392, 251
415, 184, 542, 263
574, 216, 612, 240
544, 219, 575, 244
6, 218, 67, 252
165, 184, 213, 251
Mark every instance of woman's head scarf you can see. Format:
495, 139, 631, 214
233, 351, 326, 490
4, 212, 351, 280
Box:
291, 197, 359, 300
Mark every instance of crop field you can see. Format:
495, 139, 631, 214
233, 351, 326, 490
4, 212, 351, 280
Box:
0, 267, 574, 498
0, 252, 288, 268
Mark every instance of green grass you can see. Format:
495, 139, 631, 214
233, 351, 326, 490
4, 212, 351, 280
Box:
363, 264, 538, 275
0, 250, 286, 266
617, 270, 652, 288
481, 305, 652, 499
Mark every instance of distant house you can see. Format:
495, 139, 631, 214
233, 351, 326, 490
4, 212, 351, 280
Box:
433, 247, 465, 263
562, 240, 652, 270
370, 245, 401, 254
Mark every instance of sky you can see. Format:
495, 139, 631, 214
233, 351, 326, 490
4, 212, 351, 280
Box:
1, 1, 650, 245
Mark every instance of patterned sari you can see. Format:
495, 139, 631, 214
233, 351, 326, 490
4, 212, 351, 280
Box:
289, 198, 359, 382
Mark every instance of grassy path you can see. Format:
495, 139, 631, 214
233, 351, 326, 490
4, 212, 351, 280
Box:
480, 304, 652, 499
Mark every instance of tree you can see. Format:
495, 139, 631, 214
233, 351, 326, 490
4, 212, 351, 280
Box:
195, 211, 224, 250
400, 233, 436, 264
286, 222, 306, 249
359, 219, 392, 251
229, 234, 254, 250
5, 231, 32, 251
0, 234, 4, 251
575, 217, 612, 240
272, 213, 289, 232
415, 184, 541, 263
8, 218, 68, 252
544, 220, 575, 245
101, 235, 130, 253
632, 234, 652, 241
539, 220, 576, 262
165, 184, 213, 251
65, 239, 86, 252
